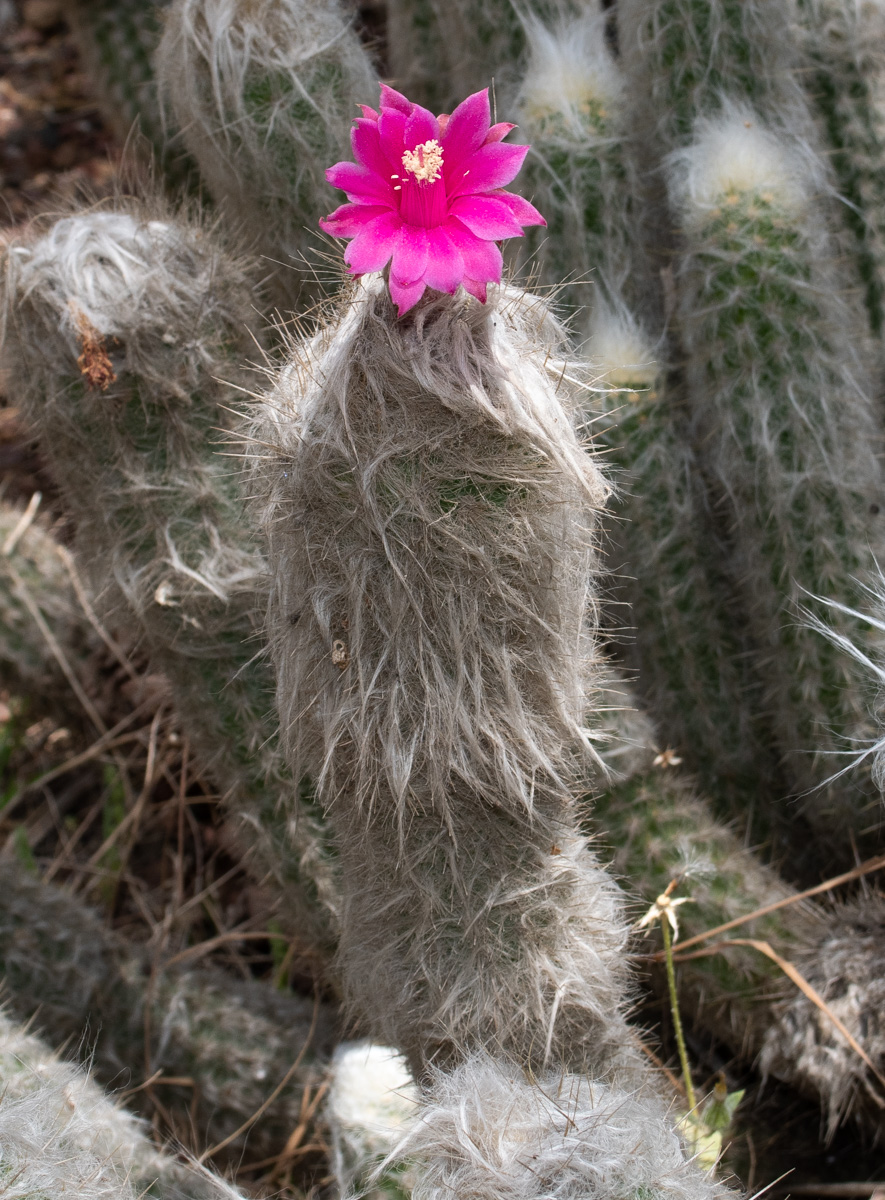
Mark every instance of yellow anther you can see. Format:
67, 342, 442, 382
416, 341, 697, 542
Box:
402, 139, 444, 184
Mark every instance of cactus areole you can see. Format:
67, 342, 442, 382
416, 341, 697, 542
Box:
320, 84, 545, 313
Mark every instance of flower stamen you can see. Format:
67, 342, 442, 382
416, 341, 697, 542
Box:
402, 140, 444, 184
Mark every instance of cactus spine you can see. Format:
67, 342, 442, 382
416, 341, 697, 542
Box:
156, 0, 377, 310
0, 207, 341, 961
252, 277, 733, 1199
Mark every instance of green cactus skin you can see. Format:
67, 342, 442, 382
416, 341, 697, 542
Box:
0, 1003, 256, 1200
0, 862, 337, 1166
594, 698, 885, 1136
669, 114, 885, 849
794, 0, 885, 338
0, 207, 341, 963
155, 0, 377, 312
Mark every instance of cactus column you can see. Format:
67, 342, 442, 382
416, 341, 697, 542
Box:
1, 206, 341, 963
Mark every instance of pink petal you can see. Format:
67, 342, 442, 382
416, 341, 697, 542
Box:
423, 226, 465, 293
437, 113, 451, 134
320, 202, 391, 238
352, 118, 393, 180
378, 107, 408, 169
389, 275, 426, 315
327, 161, 393, 204
485, 122, 515, 144
448, 142, 529, 198
380, 84, 413, 115
358, 104, 379, 121
391, 224, 429, 285
461, 276, 488, 303
441, 89, 490, 166
448, 194, 525, 239
445, 220, 503, 284
344, 211, 402, 273
405, 103, 440, 148
495, 190, 547, 227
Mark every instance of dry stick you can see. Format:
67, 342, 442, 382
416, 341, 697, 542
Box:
163, 928, 293, 968
666, 853, 885, 955
1, 491, 42, 555
673, 938, 885, 1101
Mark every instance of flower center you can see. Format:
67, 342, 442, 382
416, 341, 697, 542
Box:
402, 140, 444, 184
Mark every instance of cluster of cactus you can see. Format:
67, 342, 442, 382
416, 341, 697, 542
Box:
4, 0, 885, 1193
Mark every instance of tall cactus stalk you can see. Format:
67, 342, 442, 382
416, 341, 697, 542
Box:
794, 0, 885, 338
667, 109, 885, 846
251, 276, 734, 1199
68, 0, 200, 191
594, 695, 885, 1136
588, 272, 780, 816
155, 0, 377, 310
0, 206, 341, 962
512, 10, 780, 809
0, 862, 336, 1164
515, 7, 641, 332
0, 1006, 248, 1200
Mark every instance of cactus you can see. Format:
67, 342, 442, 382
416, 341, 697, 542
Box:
386, 0, 453, 115
594, 695, 885, 1135
0, 205, 341, 964
666, 108, 885, 845
155, 0, 377, 311
0, 1006, 248, 1200
0, 862, 337, 1164
251, 277, 735, 1197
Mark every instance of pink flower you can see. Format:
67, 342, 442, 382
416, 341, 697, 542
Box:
319, 85, 546, 315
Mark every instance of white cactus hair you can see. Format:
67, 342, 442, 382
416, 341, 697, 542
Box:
666, 102, 811, 223
588, 301, 660, 389
384, 1053, 732, 1200
800, 569, 885, 790
517, 4, 624, 134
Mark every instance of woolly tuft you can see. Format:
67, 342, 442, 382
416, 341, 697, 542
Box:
385, 1053, 733, 1200
252, 277, 641, 1075
667, 105, 810, 224
156, 0, 376, 307
517, 9, 624, 137
328, 1042, 419, 1198
588, 304, 659, 391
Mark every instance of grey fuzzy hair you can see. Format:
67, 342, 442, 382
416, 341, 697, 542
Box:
382, 1053, 733, 1200
251, 278, 644, 1076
